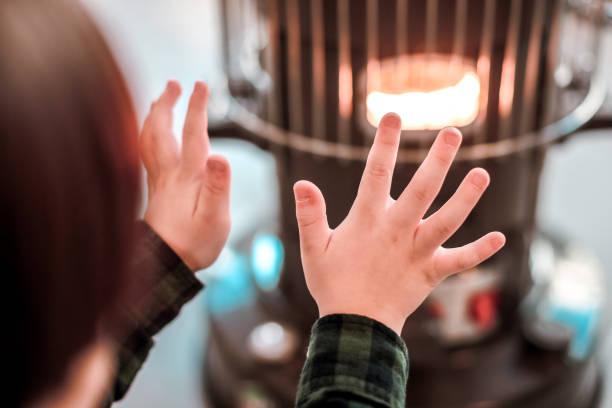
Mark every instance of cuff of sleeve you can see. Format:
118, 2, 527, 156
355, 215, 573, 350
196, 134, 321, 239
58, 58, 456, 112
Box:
297, 314, 409, 408
135, 221, 195, 279
110, 222, 204, 401
128, 221, 204, 337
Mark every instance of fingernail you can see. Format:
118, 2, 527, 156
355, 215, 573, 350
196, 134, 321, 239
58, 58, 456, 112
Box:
380, 112, 401, 129
471, 171, 488, 188
294, 188, 310, 203
442, 128, 461, 147
489, 233, 506, 250
207, 159, 225, 174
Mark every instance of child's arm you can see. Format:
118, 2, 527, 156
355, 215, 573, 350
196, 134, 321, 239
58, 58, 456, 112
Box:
110, 81, 231, 402
294, 113, 505, 407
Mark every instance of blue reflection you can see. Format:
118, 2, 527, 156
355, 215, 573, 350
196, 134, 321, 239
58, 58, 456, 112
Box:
546, 304, 600, 360
206, 248, 254, 314
251, 234, 284, 291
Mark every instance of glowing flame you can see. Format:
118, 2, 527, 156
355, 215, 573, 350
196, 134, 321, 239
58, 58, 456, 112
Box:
366, 58, 481, 131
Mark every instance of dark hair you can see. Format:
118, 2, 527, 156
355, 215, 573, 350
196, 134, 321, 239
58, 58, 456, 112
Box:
0, 1, 140, 405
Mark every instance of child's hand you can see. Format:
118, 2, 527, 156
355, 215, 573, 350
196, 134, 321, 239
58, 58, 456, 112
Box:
294, 113, 505, 335
140, 81, 231, 271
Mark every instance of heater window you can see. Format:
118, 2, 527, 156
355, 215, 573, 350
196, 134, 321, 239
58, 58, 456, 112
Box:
365, 55, 481, 131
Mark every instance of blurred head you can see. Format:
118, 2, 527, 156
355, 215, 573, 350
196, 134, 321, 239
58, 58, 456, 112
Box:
0, 0, 140, 406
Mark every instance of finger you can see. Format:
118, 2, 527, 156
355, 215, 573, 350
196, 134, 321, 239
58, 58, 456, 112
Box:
433, 232, 506, 278
156, 79, 182, 108
197, 154, 231, 217
355, 113, 402, 212
392, 127, 462, 228
416, 168, 490, 251
181, 81, 211, 174
294, 180, 331, 255
141, 81, 182, 177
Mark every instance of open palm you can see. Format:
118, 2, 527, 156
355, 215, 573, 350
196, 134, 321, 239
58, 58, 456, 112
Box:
294, 113, 505, 335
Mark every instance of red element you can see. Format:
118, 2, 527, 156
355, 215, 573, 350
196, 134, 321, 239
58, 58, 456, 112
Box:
427, 301, 445, 319
468, 291, 499, 329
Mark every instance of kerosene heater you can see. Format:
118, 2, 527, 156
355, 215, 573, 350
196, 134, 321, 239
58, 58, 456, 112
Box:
205, 1, 612, 406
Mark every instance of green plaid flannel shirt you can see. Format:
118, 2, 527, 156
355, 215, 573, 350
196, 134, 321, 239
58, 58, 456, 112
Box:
296, 314, 409, 408
111, 222, 203, 401
110, 223, 409, 406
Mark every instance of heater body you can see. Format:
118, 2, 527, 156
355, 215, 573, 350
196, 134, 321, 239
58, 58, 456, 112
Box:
205, 0, 608, 407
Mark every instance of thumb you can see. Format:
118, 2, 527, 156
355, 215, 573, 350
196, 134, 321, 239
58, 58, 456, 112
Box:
198, 155, 231, 215
294, 180, 330, 255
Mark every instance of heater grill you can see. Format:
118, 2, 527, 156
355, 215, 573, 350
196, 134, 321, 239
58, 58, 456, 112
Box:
221, 0, 606, 161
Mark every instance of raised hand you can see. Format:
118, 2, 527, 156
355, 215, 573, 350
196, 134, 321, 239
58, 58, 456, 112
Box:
140, 81, 231, 271
293, 113, 505, 335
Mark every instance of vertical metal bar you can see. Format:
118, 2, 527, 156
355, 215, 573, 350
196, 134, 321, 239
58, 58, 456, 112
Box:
265, 0, 281, 125
219, 0, 231, 76
560, 3, 578, 84
337, 0, 352, 147
497, 0, 523, 140
452, 0, 467, 59
425, 0, 438, 56
226, 0, 241, 80
366, 0, 380, 143
542, 0, 563, 128
396, 0, 409, 88
366, 0, 379, 92
420, 0, 438, 155
475, 0, 496, 144
396, 0, 408, 57
520, 1, 546, 135
311, 0, 326, 140
449, 0, 467, 100
285, 0, 304, 134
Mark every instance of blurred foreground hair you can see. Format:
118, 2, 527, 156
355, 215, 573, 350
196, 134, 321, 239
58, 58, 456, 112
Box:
0, 0, 140, 405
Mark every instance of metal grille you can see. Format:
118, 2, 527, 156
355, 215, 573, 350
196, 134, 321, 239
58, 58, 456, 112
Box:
220, 0, 606, 162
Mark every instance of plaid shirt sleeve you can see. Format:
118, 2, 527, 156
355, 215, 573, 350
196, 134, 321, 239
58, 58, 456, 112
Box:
110, 221, 204, 401
296, 314, 409, 408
